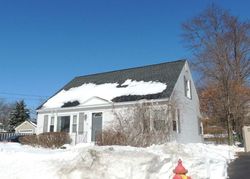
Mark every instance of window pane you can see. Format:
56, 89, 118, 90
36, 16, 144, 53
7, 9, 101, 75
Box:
173, 120, 177, 131
57, 116, 70, 133
51, 117, 54, 125
73, 115, 77, 124
187, 80, 191, 98
78, 113, 85, 134
184, 76, 187, 97
50, 125, 54, 132
154, 120, 165, 131
93, 112, 102, 117
43, 115, 48, 132
177, 109, 181, 133
72, 124, 77, 133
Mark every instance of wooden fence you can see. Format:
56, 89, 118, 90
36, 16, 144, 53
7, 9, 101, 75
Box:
0, 132, 31, 142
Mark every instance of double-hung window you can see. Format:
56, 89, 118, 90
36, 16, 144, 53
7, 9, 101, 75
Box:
72, 115, 77, 133
184, 76, 192, 99
50, 117, 54, 132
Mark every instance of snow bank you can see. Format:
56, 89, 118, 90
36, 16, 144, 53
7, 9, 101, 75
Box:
0, 142, 242, 179
43, 79, 167, 108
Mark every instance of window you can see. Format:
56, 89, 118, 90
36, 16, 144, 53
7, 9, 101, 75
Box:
50, 117, 54, 132
198, 117, 202, 135
184, 76, 192, 99
177, 109, 181, 133
153, 110, 166, 131
172, 109, 181, 133
72, 115, 77, 133
154, 120, 165, 131
19, 129, 33, 133
43, 115, 48, 132
78, 113, 85, 134
93, 112, 102, 117
57, 116, 70, 133
171, 108, 177, 132
172, 120, 177, 131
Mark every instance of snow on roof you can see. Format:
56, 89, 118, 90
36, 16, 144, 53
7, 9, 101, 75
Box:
42, 79, 167, 109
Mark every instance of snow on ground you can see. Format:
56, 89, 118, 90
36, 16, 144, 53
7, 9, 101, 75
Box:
0, 142, 242, 179
43, 79, 167, 108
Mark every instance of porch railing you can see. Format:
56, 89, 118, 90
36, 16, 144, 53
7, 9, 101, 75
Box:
71, 132, 88, 144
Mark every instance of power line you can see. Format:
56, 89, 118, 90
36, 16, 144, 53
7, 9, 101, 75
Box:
0, 92, 49, 98
0, 97, 46, 102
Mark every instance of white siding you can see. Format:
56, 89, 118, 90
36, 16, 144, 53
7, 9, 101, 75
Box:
36, 61, 203, 144
171, 61, 203, 143
37, 107, 115, 143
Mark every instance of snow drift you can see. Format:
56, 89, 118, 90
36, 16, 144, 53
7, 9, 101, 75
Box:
0, 142, 241, 179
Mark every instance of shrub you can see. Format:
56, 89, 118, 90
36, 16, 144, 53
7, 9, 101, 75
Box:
96, 130, 127, 146
20, 132, 71, 148
106, 102, 172, 147
19, 135, 38, 147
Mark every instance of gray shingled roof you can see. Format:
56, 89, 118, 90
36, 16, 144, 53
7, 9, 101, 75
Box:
38, 59, 186, 109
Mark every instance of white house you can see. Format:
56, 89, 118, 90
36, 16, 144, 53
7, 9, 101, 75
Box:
0, 123, 5, 132
36, 60, 203, 144
15, 121, 37, 134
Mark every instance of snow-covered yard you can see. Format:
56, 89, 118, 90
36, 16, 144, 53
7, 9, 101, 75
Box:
0, 142, 242, 179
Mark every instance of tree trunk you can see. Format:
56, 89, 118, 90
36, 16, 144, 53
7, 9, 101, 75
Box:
227, 114, 233, 145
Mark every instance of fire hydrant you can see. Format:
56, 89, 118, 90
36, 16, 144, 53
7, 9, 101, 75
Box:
173, 159, 191, 179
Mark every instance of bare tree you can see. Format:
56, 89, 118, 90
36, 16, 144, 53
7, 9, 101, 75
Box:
99, 100, 177, 147
182, 4, 250, 144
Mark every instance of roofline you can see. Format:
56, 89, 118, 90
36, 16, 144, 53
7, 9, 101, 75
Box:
15, 120, 37, 130
74, 59, 187, 79
36, 59, 187, 110
37, 98, 170, 113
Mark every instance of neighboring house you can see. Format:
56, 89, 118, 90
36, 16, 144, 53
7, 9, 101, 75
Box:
15, 121, 37, 134
36, 59, 203, 144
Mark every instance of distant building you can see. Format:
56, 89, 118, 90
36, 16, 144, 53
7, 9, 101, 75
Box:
15, 121, 37, 134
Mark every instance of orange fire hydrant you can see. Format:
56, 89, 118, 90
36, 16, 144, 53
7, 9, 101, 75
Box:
173, 159, 191, 179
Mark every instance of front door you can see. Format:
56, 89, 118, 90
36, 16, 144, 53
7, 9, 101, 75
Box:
91, 113, 102, 142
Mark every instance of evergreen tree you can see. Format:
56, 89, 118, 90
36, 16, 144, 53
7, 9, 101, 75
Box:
9, 100, 30, 132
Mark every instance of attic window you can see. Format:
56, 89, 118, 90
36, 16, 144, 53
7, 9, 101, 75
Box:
184, 76, 192, 99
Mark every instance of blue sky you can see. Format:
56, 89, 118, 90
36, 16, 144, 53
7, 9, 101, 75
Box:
0, 0, 249, 112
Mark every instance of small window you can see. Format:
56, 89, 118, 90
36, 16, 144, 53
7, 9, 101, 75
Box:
172, 120, 177, 131
177, 109, 181, 133
43, 115, 49, 132
72, 115, 77, 133
184, 76, 192, 99
19, 129, 33, 133
93, 113, 102, 117
198, 118, 202, 135
50, 117, 54, 132
78, 113, 85, 134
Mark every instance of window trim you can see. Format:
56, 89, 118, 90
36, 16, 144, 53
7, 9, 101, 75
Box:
50, 116, 55, 132
57, 115, 70, 133
72, 115, 77, 133
177, 109, 181, 133
172, 120, 177, 131
184, 76, 192, 99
